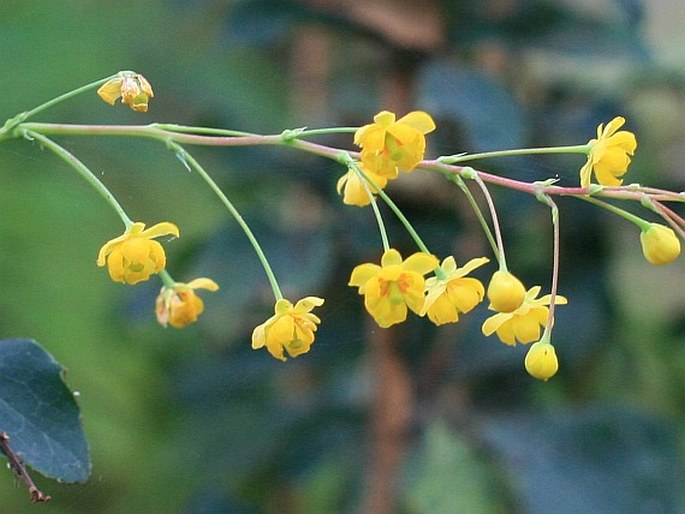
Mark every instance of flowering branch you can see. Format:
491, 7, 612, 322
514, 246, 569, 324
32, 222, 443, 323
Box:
11, 123, 683, 209
2, 72, 683, 375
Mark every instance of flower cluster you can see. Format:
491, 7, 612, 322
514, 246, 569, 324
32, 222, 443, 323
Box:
97, 72, 154, 112
97, 222, 179, 285
580, 116, 637, 188
421, 256, 489, 325
482, 285, 567, 346
97, 220, 219, 328
156, 278, 220, 329
252, 297, 324, 361
84, 88, 680, 373
338, 110, 435, 207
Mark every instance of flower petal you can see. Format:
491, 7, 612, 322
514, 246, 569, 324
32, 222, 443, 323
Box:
186, 277, 220, 291
139, 221, 180, 239
454, 256, 489, 278
349, 263, 381, 287
381, 249, 403, 267
403, 252, 439, 275
482, 312, 511, 336
293, 296, 325, 313
373, 111, 396, 126
397, 111, 436, 134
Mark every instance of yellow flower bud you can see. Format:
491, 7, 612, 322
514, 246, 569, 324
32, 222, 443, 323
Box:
524, 341, 558, 381
640, 223, 681, 265
486, 270, 526, 312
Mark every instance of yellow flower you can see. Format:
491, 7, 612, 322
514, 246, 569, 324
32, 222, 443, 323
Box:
336, 165, 389, 207
524, 341, 559, 381
252, 297, 325, 361
580, 116, 637, 188
486, 270, 526, 313
156, 277, 219, 329
482, 286, 567, 346
640, 223, 681, 265
97, 221, 179, 285
349, 248, 439, 328
97, 72, 154, 112
421, 256, 489, 326
354, 110, 436, 179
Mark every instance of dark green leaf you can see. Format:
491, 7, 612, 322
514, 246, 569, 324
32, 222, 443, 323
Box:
402, 422, 498, 513
0, 339, 90, 483
481, 405, 685, 514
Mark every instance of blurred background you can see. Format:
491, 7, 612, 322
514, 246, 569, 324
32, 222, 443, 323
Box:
2, 0, 685, 512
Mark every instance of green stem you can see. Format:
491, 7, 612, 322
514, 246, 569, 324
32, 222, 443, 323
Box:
351, 163, 448, 279
0, 73, 120, 140
579, 195, 651, 230
159, 269, 176, 289
459, 168, 507, 270
168, 141, 283, 300
286, 127, 359, 138
447, 173, 499, 262
536, 193, 560, 338
345, 158, 390, 252
24, 130, 132, 227
438, 144, 590, 165
151, 123, 258, 138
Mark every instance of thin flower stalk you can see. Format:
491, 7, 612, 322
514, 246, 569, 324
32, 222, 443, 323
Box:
348, 159, 390, 251
167, 142, 283, 300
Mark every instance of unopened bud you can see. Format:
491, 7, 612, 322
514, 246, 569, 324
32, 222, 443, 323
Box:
524, 341, 558, 381
640, 223, 681, 265
487, 270, 526, 312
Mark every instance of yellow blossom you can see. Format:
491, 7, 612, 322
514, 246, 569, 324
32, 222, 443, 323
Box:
252, 297, 324, 361
580, 116, 637, 188
97, 72, 154, 112
349, 248, 439, 328
97, 221, 179, 285
336, 165, 389, 207
156, 277, 219, 329
524, 341, 559, 381
354, 110, 436, 179
482, 286, 567, 346
421, 256, 489, 326
486, 270, 526, 313
640, 223, 681, 265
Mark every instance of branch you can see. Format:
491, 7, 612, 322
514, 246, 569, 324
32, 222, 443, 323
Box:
0, 432, 51, 503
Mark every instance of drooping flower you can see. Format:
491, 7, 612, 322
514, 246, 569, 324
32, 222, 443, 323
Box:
579, 116, 637, 188
97, 72, 154, 112
156, 277, 219, 328
336, 164, 389, 207
640, 223, 681, 265
486, 270, 526, 313
97, 221, 179, 284
482, 286, 567, 346
252, 297, 325, 361
354, 110, 436, 179
524, 340, 559, 381
421, 256, 489, 326
349, 248, 439, 328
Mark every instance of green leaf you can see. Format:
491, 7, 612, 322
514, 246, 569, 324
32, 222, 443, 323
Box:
482, 405, 685, 514
0, 339, 90, 483
401, 422, 499, 514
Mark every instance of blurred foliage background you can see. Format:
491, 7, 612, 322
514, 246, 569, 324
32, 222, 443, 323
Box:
2, 0, 685, 512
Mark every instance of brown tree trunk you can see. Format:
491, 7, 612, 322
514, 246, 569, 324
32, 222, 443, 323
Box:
362, 323, 412, 514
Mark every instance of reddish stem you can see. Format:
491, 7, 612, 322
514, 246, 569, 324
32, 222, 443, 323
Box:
0, 432, 51, 503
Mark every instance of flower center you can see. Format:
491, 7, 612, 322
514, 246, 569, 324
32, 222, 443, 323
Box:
385, 135, 404, 161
